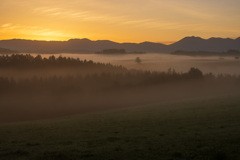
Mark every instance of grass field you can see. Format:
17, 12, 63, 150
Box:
0, 96, 240, 160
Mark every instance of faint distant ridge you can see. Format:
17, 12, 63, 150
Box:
172, 50, 240, 57
0, 36, 239, 53
96, 49, 127, 54
170, 36, 240, 52
0, 47, 18, 54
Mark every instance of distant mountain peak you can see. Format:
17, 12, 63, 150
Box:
140, 41, 155, 44
68, 38, 91, 42
208, 37, 234, 41
182, 36, 203, 40
208, 37, 220, 40
173, 36, 204, 45
95, 40, 116, 43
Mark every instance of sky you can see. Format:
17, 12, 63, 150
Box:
0, 0, 240, 43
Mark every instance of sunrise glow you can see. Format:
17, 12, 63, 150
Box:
1, 0, 240, 42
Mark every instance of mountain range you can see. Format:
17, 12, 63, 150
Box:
0, 36, 239, 54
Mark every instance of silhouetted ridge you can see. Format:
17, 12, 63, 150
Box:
68, 38, 91, 43
171, 36, 205, 46
180, 36, 204, 41
169, 36, 240, 52
236, 37, 240, 41
0, 36, 239, 53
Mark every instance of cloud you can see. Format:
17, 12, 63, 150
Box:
1, 23, 13, 28
1, 0, 239, 42
34, 7, 90, 19
0, 23, 72, 40
30, 1, 239, 35
33, 6, 193, 31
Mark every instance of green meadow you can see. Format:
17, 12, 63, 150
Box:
0, 96, 240, 160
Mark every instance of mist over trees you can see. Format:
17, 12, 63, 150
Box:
0, 54, 239, 94
0, 54, 240, 123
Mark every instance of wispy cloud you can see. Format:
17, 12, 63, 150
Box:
0, 23, 72, 40
1, 0, 239, 42
33, 6, 202, 31
34, 7, 93, 19
1, 23, 13, 28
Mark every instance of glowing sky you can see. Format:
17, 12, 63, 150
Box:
0, 0, 240, 43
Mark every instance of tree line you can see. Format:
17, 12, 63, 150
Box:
0, 54, 126, 71
1, 67, 239, 94
0, 54, 240, 94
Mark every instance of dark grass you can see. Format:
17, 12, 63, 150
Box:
0, 96, 240, 160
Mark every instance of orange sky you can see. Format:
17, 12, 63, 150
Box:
0, 0, 240, 43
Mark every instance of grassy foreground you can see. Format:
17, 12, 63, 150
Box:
0, 96, 240, 160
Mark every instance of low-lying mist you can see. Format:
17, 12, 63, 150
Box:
1, 54, 240, 122
29, 53, 240, 75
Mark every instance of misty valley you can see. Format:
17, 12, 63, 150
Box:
1, 0, 240, 159
0, 53, 240, 160
0, 53, 239, 121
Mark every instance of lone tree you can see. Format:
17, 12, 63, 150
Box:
188, 67, 203, 78
135, 57, 142, 64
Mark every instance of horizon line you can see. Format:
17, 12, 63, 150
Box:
0, 36, 239, 45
